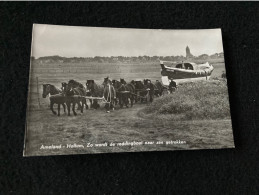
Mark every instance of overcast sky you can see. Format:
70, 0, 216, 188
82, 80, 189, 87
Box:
31, 24, 224, 58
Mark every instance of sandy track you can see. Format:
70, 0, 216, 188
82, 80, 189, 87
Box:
25, 102, 234, 156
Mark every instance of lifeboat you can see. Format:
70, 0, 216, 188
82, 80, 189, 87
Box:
160, 61, 214, 85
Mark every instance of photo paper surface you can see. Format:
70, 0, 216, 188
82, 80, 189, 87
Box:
24, 24, 234, 156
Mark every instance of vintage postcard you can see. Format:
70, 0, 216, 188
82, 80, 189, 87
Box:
24, 24, 234, 156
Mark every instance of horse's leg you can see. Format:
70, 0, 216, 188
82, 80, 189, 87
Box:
105, 103, 110, 113
125, 95, 129, 108
130, 95, 134, 107
109, 97, 114, 111
114, 96, 117, 105
57, 103, 60, 116
150, 93, 154, 103
140, 92, 144, 103
93, 100, 99, 109
89, 99, 92, 108
119, 96, 123, 108
84, 98, 88, 110
80, 99, 83, 113
50, 101, 57, 115
77, 101, 81, 110
135, 92, 138, 103
72, 101, 77, 116
104, 103, 108, 111
117, 94, 121, 106
62, 103, 66, 113
159, 88, 163, 96
92, 100, 96, 109
122, 94, 127, 108
96, 99, 100, 109
111, 100, 115, 111
116, 96, 118, 106
66, 102, 71, 116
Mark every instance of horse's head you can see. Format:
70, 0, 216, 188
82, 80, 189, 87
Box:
61, 82, 67, 92
112, 80, 117, 87
69, 79, 84, 88
130, 80, 136, 86
42, 84, 50, 98
118, 83, 126, 92
135, 81, 144, 89
112, 80, 122, 91
120, 78, 126, 84
67, 82, 74, 90
68, 79, 77, 88
103, 77, 111, 86
86, 80, 95, 93
63, 82, 75, 96
143, 79, 151, 86
143, 79, 147, 85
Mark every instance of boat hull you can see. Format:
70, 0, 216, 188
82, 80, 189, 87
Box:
161, 75, 211, 85
160, 62, 214, 84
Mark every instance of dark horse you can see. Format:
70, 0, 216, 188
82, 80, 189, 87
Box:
86, 80, 104, 109
86, 78, 116, 112
67, 80, 88, 110
120, 78, 127, 85
42, 84, 66, 116
112, 79, 135, 108
154, 80, 164, 97
143, 79, 155, 103
130, 80, 149, 103
62, 82, 83, 116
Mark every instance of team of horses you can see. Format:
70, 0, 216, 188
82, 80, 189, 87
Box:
42, 77, 165, 116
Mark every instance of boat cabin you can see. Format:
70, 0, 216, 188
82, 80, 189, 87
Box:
175, 62, 196, 70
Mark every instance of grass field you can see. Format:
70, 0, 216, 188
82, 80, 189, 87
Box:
24, 59, 234, 156
139, 79, 231, 121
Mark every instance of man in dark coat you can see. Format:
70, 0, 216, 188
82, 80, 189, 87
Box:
169, 80, 177, 93
146, 80, 154, 102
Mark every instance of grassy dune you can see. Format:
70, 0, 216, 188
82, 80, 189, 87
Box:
139, 79, 231, 121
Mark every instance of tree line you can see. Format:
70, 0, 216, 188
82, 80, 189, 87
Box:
31, 53, 224, 64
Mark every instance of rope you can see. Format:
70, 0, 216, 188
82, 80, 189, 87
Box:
116, 91, 130, 94
57, 85, 151, 103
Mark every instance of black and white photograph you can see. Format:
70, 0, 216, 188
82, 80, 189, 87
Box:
24, 24, 234, 156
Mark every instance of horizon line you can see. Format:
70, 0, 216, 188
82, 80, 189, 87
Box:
33, 52, 224, 59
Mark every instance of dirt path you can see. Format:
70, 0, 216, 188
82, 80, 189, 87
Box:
25, 103, 234, 156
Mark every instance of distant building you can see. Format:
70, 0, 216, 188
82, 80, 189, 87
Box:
186, 46, 194, 58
